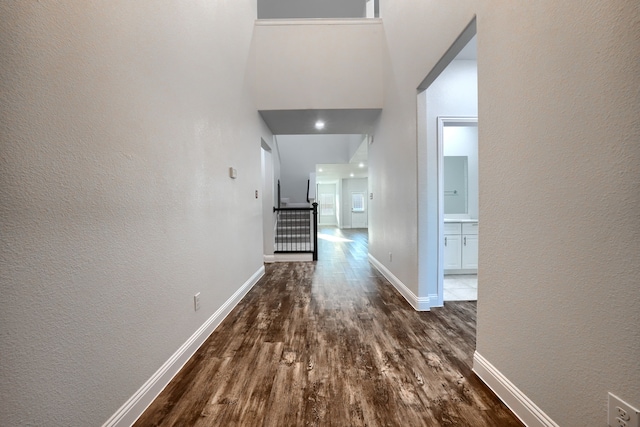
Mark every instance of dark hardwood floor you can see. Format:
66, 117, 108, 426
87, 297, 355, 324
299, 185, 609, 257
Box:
134, 227, 522, 426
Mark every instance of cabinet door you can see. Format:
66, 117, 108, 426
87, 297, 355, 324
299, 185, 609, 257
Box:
462, 234, 478, 269
444, 234, 462, 270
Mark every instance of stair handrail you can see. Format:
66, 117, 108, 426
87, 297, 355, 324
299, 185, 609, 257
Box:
272, 202, 318, 261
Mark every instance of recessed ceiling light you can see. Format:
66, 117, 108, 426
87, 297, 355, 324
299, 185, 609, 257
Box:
358, 163, 365, 168
350, 173, 355, 177
315, 120, 325, 130
318, 168, 323, 172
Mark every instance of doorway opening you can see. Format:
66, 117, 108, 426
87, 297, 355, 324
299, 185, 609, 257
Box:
417, 18, 477, 309
439, 118, 478, 302
261, 139, 275, 262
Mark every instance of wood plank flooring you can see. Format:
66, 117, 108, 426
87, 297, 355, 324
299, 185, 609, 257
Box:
134, 228, 522, 427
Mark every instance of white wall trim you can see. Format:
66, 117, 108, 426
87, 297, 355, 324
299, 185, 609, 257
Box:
102, 266, 266, 427
264, 254, 276, 263
473, 352, 559, 427
273, 253, 313, 262
428, 293, 443, 308
368, 254, 430, 311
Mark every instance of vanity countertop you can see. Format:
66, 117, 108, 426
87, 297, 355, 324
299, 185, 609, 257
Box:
444, 218, 479, 223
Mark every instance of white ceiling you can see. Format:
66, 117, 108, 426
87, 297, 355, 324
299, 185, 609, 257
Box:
258, 0, 367, 19
259, 109, 381, 135
316, 137, 368, 182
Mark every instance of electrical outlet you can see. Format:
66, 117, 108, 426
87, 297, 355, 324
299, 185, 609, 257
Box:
194, 293, 201, 311
609, 393, 640, 427
614, 418, 628, 427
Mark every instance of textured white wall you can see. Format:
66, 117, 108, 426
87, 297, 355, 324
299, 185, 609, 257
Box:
252, 20, 384, 110
372, 0, 640, 425
475, 2, 640, 425
0, 2, 271, 426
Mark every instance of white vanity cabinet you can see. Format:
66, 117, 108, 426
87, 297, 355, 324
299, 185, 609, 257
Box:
461, 223, 478, 270
444, 221, 478, 273
444, 223, 462, 270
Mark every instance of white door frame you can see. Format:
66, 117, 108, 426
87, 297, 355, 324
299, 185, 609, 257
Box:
436, 117, 478, 305
317, 180, 340, 226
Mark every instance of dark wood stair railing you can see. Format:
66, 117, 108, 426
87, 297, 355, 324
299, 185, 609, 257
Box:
273, 202, 318, 261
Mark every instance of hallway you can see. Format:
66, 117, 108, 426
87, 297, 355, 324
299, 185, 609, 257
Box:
134, 228, 522, 426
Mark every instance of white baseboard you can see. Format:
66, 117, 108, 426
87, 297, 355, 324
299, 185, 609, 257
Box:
102, 266, 266, 427
429, 293, 443, 308
263, 254, 275, 263
473, 352, 559, 427
272, 253, 313, 262
367, 254, 430, 311
444, 268, 477, 275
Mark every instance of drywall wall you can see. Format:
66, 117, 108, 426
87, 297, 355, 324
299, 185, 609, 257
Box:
277, 134, 361, 203
0, 2, 272, 426
258, 0, 366, 19
252, 19, 384, 110
474, 2, 640, 425
372, 0, 640, 425
347, 136, 366, 162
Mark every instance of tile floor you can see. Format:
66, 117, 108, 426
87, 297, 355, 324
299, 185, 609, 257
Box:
444, 274, 477, 301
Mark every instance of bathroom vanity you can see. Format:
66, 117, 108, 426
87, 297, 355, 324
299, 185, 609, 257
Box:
444, 219, 478, 274
441, 118, 479, 275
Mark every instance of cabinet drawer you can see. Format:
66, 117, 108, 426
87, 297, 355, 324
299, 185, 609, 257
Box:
462, 222, 479, 235
444, 223, 462, 234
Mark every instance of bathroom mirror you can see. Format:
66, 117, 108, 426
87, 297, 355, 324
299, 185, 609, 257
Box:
440, 119, 478, 219
444, 156, 468, 214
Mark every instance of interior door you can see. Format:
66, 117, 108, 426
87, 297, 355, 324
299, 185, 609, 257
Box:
351, 192, 367, 228
318, 183, 337, 225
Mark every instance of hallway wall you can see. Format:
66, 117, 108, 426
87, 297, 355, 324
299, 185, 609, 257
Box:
475, 2, 640, 425
252, 19, 384, 111
0, 2, 272, 426
370, 1, 640, 426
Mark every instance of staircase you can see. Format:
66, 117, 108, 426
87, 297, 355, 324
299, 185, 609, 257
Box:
274, 203, 318, 260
